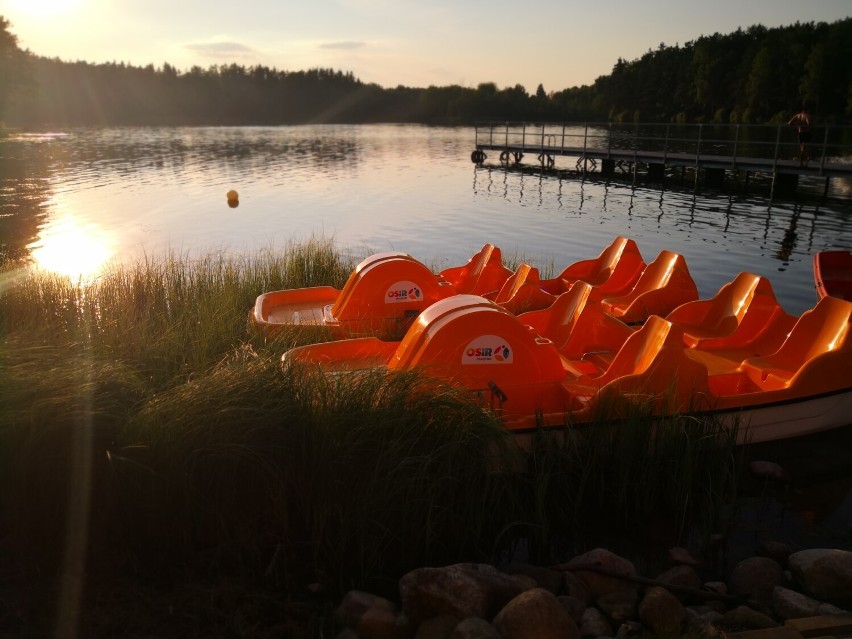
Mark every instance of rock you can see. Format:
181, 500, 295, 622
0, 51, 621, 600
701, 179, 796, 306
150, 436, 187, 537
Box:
335, 590, 397, 630
499, 562, 564, 594
638, 586, 686, 638
562, 571, 591, 603
667, 546, 703, 569
359, 606, 410, 639
416, 614, 460, 639
772, 585, 847, 621
564, 549, 637, 599
719, 605, 778, 630
788, 548, 852, 607
335, 629, 359, 639
654, 565, 702, 601
596, 587, 638, 623
557, 596, 587, 623
756, 539, 795, 566
450, 617, 499, 639
492, 588, 580, 639
748, 460, 788, 481
727, 557, 784, 607
702, 582, 727, 597
579, 607, 613, 638
399, 564, 531, 623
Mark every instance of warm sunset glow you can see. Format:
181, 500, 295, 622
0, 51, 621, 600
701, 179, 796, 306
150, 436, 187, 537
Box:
5, 0, 82, 17
29, 216, 114, 282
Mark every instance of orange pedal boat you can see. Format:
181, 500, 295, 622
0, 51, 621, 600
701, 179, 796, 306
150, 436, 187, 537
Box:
252, 244, 513, 340
283, 263, 852, 445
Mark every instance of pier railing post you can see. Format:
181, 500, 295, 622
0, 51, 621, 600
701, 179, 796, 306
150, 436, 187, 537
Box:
819, 126, 829, 173
772, 124, 781, 173
732, 124, 740, 169
663, 124, 669, 163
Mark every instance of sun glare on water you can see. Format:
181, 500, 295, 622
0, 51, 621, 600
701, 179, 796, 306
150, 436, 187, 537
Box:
29, 215, 114, 283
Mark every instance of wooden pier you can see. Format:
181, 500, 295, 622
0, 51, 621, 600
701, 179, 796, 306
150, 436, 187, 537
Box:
472, 122, 852, 196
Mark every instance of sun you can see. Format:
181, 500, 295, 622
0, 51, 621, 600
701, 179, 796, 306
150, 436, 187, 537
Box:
28, 214, 114, 283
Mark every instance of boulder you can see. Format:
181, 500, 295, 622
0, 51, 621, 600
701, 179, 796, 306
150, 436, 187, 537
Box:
654, 565, 702, 602
492, 588, 580, 639
578, 607, 613, 638
449, 617, 499, 639
564, 548, 636, 599
557, 596, 587, 624
667, 546, 703, 569
772, 585, 847, 621
727, 557, 784, 607
335, 590, 397, 630
415, 614, 460, 639
400, 564, 531, 623
788, 548, 852, 607
638, 586, 686, 637
359, 606, 410, 639
596, 587, 638, 623
499, 562, 565, 595
562, 571, 591, 603
719, 605, 778, 630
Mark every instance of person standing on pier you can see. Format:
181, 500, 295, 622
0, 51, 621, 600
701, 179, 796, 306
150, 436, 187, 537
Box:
788, 108, 811, 166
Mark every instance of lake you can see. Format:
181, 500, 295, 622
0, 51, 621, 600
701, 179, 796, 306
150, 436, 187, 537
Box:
2, 124, 852, 315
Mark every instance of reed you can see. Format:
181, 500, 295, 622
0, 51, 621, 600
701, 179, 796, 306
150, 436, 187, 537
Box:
1, 240, 742, 634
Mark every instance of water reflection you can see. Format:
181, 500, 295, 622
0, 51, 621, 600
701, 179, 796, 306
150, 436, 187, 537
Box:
28, 213, 114, 282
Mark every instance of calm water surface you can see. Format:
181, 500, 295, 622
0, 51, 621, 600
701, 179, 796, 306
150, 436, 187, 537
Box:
3, 124, 852, 315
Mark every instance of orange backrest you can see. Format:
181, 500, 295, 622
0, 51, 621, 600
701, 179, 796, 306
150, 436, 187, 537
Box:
588, 316, 714, 416
520, 282, 593, 344
601, 250, 699, 323
542, 237, 646, 295
596, 315, 677, 384
439, 244, 513, 295
494, 264, 556, 314
741, 296, 852, 389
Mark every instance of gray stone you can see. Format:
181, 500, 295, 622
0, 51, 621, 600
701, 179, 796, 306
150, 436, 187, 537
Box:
400, 563, 530, 623
727, 556, 784, 607
334, 590, 397, 630
719, 605, 778, 630
596, 587, 638, 623
562, 571, 591, 603
654, 565, 702, 601
667, 546, 703, 568
564, 549, 637, 599
359, 606, 410, 639
638, 586, 686, 638
449, 617, 499, 639
772, 585, 847, 621
748, 460, 788, 481
499, 562, 564, 594
557, 595, 587, 623
788, 548, 852, 607
415, 614, 460, 639
492, 588, 580, 639
579, 606, 613, 638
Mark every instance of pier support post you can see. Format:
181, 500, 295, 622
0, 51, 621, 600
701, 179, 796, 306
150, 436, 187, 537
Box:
704, 168, 725, 188
601, 159, 615, 177
647, 163, 665, 181
773, 173, 799, 195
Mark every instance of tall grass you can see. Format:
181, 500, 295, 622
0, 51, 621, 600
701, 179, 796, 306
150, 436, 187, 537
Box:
1, 239, 742, 633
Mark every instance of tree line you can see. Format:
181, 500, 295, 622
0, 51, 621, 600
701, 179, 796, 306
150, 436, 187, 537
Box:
1, 16, 851, 127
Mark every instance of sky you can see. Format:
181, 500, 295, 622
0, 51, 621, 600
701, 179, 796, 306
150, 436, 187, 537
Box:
1, 0, 850, 94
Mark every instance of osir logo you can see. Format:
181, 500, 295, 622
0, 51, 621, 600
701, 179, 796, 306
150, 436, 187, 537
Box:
385, 280, 422, 304
462, 335, 513, 364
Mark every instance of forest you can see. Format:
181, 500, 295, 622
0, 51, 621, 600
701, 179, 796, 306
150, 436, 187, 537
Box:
1, 16, 851, 127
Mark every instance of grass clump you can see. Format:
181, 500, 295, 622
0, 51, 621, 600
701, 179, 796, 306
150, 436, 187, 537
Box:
0, 239, 743, 636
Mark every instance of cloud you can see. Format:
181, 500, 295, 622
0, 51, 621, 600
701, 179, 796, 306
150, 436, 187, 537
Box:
184, 40, 257, 59
319, 41, 367, 51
